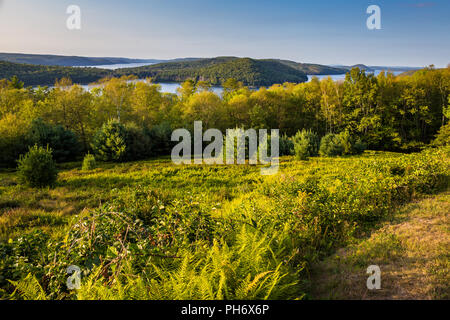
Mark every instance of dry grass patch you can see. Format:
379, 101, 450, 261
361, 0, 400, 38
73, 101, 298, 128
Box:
310, 191, 450, 300
0, 208, 67, 240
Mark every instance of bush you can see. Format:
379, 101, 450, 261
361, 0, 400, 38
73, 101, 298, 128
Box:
0, 114, 31, 168
353, 137, 367, 154
92, 120, 155, 162
338, 130, 353, 155
124, 122, 153, 161
319, 133, 344, 156
17, 145, 58, 188
92, 120, 128, 162
433, 123, 450, 147
292, 129, 320, 160
319, 132, 366, 157
280, 134, 294, 156
148, 122, 174, 156
338, 130, 366, 155
258, 134, 294, 158
28, 119, 81, 163
82, 153, 96, 171
0, 117, 82, 168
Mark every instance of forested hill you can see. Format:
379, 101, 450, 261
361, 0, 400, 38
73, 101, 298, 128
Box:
114, 57, 309, 86
0, 57, 311, 87
0, 61, 110, 86
0, 52, 161, 67
272, 59, 347, 75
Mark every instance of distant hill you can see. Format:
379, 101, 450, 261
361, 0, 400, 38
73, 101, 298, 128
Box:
0, 61, 110, 86
0, 57, 309, 87
370, 65, 421, 72
1, 54, 420, 87
115, 57, 309, 86
272, 60, 347, 75
333, 64, 421, 73
337, 64, 375, 72
0, 52, 163, 67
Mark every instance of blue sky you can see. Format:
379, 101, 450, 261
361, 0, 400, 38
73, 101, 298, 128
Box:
0, 0, 448, 67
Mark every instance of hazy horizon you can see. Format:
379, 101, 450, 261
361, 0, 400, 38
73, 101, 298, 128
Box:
0, 51, 433, 68
0, 0, 449, 68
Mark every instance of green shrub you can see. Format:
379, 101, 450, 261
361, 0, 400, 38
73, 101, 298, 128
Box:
82, 153, 96, 171
292, 129, 320, 160
222, 131, 294, 162
338, 130, 353, 155
92, 120, 128, 162
353, 137, 367, 154
28, 118, 81, 163
17, 145, 58, 188
338, 130, 367, 155
124, 122, 153, 161
399, 141, 427, 153
92, 120, 155, 162
259, 134, 294, 157
319, 131, 367, 157
0, 114, 32, 168
319, 133, 344, 156
148, 122, 174, 156
280, 134, 294, 156
228, 131, 298, 162
433, 123, 450, 147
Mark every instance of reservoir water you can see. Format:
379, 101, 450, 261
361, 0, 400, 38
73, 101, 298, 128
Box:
59, 64, 406, 94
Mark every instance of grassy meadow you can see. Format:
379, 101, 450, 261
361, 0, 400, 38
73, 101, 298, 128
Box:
0, 147, 448, 300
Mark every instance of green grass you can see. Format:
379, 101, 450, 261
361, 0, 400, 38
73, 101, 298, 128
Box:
0, 151, 402, 240
0, 158, 262, 240
0, 148, 448, 300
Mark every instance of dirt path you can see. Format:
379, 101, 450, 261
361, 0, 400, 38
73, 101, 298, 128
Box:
310, 191, 450, 300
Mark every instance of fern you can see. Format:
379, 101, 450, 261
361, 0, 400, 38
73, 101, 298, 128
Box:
9, 274, 47, 300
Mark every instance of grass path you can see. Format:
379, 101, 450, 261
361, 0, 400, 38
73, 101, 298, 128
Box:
310, 191, 450, 300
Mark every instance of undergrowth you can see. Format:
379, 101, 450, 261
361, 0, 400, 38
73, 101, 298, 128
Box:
1, 147, 448, 300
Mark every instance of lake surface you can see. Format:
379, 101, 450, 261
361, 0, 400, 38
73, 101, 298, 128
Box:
77, 81, 223, 95
135, 69, 403, 94
62, 64, 407, 94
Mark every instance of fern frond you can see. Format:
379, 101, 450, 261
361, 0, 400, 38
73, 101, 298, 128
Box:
9, 274, 47, 300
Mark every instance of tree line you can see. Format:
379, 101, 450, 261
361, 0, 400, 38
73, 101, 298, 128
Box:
0, 58, 310, 87
114, 57, 309, 86
0, 66, 449, 168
